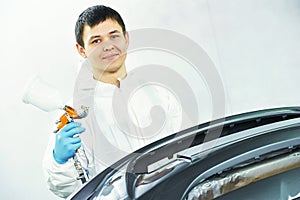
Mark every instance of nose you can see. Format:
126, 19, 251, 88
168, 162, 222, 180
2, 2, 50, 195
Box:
103, 40, 114, 51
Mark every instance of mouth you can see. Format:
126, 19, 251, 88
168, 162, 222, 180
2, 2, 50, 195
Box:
102, 53, 119, 61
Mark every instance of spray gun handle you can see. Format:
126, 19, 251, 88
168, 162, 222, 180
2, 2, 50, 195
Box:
73, 154, 87, 184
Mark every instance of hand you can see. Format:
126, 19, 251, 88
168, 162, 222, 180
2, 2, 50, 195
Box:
53, 122, 85, 164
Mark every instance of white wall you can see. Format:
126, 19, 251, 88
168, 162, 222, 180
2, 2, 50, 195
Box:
0, 0, 299, 199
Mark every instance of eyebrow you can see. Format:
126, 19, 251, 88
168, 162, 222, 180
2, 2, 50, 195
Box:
88, 30, 122, 42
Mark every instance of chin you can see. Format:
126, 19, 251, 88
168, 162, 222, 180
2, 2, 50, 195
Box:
105, 65, 121, 73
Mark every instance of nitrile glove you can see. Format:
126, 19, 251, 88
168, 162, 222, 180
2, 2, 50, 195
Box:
53, 121, 85, 164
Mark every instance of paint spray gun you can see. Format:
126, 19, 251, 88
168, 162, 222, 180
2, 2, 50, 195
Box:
22, 75, 89, 184
53, 105, 89, 184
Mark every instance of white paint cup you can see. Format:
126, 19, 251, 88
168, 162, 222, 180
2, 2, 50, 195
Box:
22, 75, 65, 112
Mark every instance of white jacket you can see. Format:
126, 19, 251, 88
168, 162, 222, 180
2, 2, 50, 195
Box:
43, 65, 183, 198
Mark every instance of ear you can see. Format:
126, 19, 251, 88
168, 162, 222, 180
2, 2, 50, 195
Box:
76, 43, 87, 58
124, 31, 129, 50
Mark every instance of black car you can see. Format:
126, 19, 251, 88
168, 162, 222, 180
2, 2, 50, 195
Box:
69, 107, 300, 200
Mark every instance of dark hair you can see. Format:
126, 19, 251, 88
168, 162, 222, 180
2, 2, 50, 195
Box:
75, 5, 126, 47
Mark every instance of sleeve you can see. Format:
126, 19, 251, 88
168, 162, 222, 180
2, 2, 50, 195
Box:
42, 111, 100, 199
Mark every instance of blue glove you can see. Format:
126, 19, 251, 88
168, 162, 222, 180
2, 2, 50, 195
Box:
53, 121, 85, 164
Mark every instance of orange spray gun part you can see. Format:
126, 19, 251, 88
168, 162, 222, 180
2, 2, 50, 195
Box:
54, 105, 89, 133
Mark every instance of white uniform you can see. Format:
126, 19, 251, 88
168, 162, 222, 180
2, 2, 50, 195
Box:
43, 64, 183, 198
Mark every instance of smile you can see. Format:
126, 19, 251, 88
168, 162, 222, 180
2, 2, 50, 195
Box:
102, 53, 119, 60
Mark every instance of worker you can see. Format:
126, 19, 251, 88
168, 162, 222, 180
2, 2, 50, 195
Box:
43, 5, 182, 198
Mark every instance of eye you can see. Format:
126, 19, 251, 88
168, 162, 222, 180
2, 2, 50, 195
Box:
111, 34, 120, 39
91, 39, 101, 44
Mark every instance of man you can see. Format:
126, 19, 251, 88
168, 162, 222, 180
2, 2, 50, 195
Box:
43, 5, 182, 198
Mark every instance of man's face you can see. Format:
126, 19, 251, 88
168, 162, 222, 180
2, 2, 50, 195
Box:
77, 19, 129, 77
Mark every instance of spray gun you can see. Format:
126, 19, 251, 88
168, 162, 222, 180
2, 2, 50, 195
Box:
22, 75, 89, 184
53, 105, 89, 184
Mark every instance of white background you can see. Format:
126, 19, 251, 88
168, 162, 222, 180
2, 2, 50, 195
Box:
0, 0, 300, 199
